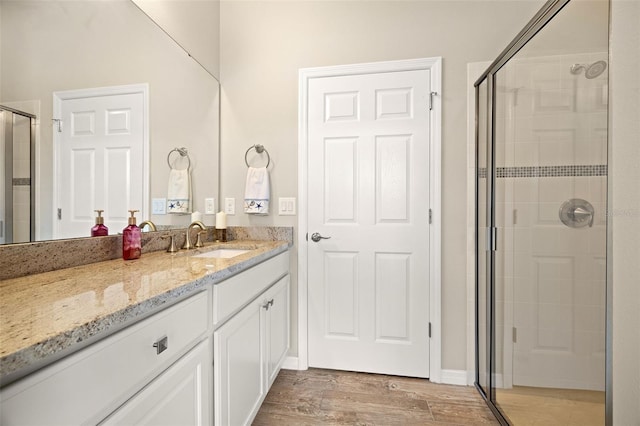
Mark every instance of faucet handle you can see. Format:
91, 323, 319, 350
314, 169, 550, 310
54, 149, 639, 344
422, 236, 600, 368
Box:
195, 231, 206, 248
182, 231, 193, 250
161, 234, 178, 253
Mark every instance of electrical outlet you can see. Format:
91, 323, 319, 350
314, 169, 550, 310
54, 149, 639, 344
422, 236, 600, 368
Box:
204, 198, 216, 214
225, 198, 235, 215
278, 197, 296, 215
152, 198, 167, 215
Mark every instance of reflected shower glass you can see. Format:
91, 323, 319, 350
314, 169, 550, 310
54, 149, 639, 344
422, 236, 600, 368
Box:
491, 0, 609, 424
476, 79, 489, 396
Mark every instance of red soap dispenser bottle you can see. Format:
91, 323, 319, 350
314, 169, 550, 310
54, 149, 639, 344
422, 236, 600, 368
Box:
91, 210, 109, 237
123, 210, 142, 260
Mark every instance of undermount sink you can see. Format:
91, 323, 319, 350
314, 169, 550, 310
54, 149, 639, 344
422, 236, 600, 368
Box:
193, 249, 250, 259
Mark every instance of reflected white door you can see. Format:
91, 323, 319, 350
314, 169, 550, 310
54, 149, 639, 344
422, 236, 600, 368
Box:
54, 87, 146, 239
307, 69, 431, 377
0, 111, 5, 244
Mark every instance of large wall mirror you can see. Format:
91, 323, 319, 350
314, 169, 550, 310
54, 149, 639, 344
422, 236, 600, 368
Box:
0, 0, 220, 244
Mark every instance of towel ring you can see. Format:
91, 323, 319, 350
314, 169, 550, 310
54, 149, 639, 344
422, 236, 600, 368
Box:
167, 147, 191, 170
245, 144, 271, 168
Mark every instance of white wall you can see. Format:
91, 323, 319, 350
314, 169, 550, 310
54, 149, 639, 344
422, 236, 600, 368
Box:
133, 0, 220, 78
0, 0, 219, 238
610, 0, 640, 423
219, 0, 544, 370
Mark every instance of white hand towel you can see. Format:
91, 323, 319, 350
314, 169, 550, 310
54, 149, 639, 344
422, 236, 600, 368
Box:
167, 169, 191, 214
244, 167, 270, 214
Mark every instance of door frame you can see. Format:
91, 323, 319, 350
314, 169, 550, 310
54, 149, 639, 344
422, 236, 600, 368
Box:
297, 58, 442, 382
52, 84, 149, 238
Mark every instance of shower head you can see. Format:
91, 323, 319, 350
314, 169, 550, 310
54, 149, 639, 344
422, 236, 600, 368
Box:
570, 60, 607, 79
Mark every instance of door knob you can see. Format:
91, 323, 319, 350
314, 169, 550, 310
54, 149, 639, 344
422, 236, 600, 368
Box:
310, 232, 331, 242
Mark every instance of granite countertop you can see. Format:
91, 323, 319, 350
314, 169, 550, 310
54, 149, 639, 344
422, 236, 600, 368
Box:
0, 240, 289, 386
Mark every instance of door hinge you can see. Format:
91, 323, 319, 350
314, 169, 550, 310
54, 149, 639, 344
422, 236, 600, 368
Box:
429, 91, 438, 110
512, 327, 517, 343
57, 208, 62, 220
429, 209, 433, 224
52, 118, 63, 133
486, 227, 498, 252
428, 322, 432, 338
492, 227, 498, 252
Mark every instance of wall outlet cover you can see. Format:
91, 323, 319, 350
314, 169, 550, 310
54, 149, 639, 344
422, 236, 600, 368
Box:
224, 198, 235, 215
152, 198, 167, 215
278, 197, 296, 215
204, 198, 216, 214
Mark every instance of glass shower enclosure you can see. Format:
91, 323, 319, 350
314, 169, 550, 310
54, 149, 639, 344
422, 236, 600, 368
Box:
475, 0, 609, 424
1, 106, 36, 244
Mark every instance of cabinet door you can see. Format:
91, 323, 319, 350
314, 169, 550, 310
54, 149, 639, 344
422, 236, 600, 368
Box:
264, 275, 290, 387
214, 299, 264, 426
100, 340, 211, 426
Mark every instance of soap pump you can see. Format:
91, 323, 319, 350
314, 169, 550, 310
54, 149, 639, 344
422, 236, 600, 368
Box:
123, 210, 142, 260
91, 210, 109, 237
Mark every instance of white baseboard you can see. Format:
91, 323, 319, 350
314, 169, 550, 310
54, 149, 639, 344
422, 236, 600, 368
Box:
282, 360, 472, 387
440, 369, 470, 386
281, 356, 305, 370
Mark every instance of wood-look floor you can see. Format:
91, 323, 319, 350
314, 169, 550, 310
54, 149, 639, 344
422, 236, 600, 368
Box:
253, 368, 499, 425
496, 386, 605, 426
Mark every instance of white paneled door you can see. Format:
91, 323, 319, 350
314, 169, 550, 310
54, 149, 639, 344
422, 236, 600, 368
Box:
54, 86, 146, 239
307, 69, 432, 377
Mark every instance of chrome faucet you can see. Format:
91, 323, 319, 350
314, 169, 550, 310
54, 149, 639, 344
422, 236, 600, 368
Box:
139, 220, 157, 232
183, 221, 206, 250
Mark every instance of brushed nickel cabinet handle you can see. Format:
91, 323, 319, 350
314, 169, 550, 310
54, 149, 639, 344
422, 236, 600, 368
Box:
153, 336, 168, 355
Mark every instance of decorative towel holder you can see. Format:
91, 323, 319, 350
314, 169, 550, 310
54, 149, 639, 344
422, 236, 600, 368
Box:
167, 147, 191, 170
245, 144, 271, 168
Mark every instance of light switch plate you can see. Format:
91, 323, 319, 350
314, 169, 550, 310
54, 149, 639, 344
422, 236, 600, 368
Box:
224, 198, 235, 215
204, 198, 216, 214
152, 198, 167, 215
278, 197, 296, 215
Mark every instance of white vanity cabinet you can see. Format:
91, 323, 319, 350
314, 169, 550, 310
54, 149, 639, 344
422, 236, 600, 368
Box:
0, 290, 211, 426
100, 339, 210, 425
213, 252, 290, 426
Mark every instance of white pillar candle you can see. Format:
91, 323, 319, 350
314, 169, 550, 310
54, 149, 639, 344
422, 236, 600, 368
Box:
191, 211, 203, 223
215, 211, 227, 229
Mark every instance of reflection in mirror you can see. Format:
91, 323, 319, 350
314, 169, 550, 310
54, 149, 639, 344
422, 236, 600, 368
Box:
0, 0, 219, 244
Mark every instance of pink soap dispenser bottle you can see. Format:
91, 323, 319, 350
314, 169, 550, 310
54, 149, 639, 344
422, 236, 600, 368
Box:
123, 210, 142, 260
91, 209, 109, 237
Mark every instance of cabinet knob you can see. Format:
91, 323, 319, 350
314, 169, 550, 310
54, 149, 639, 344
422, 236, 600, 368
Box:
153, 336, 168, 355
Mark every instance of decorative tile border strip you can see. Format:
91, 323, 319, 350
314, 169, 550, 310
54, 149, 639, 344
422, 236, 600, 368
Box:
12, 178, 31, 186
478, 165, 607, 179
498, 165, 607, 178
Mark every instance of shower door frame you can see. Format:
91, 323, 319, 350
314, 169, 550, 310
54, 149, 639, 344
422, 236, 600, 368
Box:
1, 105, 37, 243
473, 0, 611, 424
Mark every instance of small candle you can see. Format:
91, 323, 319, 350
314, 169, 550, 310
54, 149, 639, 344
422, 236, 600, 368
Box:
191, 211, 203, 223
216, 211, 227, 229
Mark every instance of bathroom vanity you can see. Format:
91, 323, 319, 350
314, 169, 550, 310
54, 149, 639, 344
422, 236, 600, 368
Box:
0, 240, 290, 425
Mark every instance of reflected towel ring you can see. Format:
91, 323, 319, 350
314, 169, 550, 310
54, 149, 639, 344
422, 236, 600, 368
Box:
245, 144, 271, 168
167, 147, 191, 170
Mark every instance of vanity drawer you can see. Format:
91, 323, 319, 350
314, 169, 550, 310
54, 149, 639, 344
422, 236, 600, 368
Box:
213, 251, 289, 328
0, 290, 209, 426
